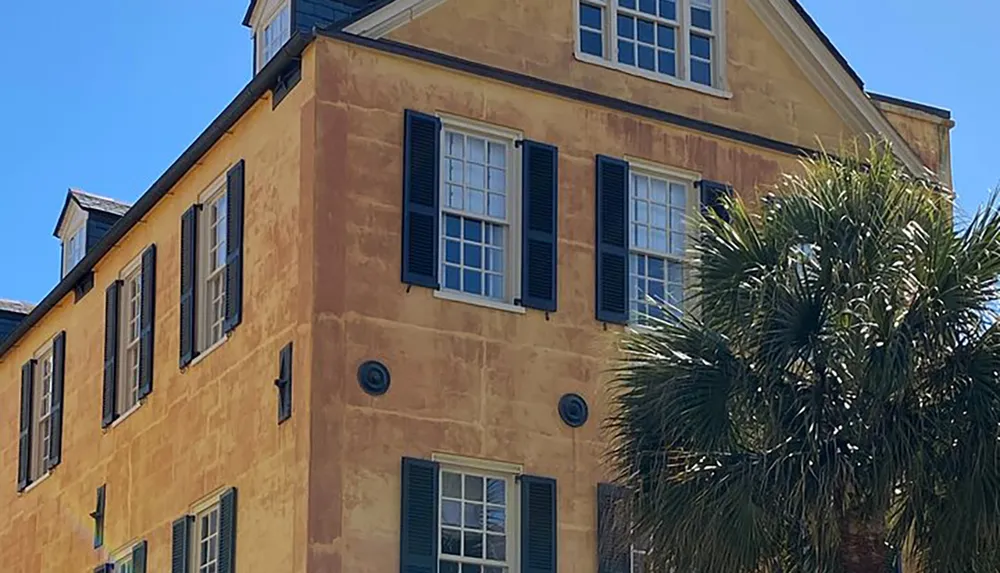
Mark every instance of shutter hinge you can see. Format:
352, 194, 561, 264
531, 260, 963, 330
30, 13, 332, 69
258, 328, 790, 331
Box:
514, 140, 524, 148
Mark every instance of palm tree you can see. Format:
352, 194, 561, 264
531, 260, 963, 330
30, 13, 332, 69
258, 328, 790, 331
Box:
606, 144, 1000, 573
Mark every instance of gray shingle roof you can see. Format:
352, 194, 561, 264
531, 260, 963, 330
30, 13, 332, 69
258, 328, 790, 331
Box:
0, 300, 34, 315
70, 189, 131, 217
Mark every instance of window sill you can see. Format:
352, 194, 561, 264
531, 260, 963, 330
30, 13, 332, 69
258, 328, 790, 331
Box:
21, 472, 52, 494
574, 51, 733, 99
188, 335, 230, 369
109, 403, 142, 429
433, 290, 527, 314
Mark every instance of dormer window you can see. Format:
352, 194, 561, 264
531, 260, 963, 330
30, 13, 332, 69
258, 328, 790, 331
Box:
257, 2, 291, 71
54, 190, 131, 278
63, 225, 86, 276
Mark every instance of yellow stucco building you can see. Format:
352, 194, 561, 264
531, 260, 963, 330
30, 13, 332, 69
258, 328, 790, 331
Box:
0, 0, 952, 571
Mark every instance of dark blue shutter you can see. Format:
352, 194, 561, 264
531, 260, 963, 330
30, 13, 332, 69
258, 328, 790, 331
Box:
595, 155, 629, 324
17, 360, 35, 492
276, 342, 293, 424
520, 140, 559, 312
172, 515, 193, 573
597, 483, 629, 573
224, 161, 245, 334
179, 206, 199, 368
92, 484, 106, 548
401, 110, 441, 289
219, 488, 238, 573
103, 282, 122, 428
521, 475, 557, 573
139, 245, 157, 399
699, 180, 733, 223
47, 332, 66, 470
132, 540, 148, 573
400, 457, 439, 573
93, 564, 113, 573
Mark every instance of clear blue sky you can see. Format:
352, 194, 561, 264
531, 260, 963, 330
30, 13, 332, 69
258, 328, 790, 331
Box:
0, 0, 994, 303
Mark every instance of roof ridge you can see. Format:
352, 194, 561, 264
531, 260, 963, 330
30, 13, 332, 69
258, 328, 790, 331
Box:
69, 188, 133, 208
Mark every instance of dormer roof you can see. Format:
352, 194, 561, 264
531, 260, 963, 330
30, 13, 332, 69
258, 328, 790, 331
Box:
53, 189, 132, 238
0, 300, 34, 315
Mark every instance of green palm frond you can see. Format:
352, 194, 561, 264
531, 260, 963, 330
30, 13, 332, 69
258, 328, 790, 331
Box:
606, 143, 1000, 573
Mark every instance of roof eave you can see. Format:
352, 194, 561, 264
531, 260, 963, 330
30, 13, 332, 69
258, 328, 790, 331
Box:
243, 0, 258, 27
1, 31, 315, 359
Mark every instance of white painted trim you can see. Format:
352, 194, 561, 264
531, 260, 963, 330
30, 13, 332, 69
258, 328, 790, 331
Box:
187, 335, 229, 369
190, 486, 229, 514
574, 51, 733, 98
572, 0, 731, 95
433, 453, 524, 475
747, 0, 932, 178
247, 0, 289, 31
624, 156, 702, 181
343, 0, 450, 38
433, 289, 527, 314
109, 403, 142, 429
57, 201, 87, 240
109, 541, 140, 567
20, 471, 51, 494
437, 114, 524, 307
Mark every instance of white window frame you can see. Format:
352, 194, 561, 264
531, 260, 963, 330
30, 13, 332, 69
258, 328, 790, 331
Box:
63, 223, 86, 277
573, 0, 730, 98
625, 158, 700, 325
111, 543, 139, 573
433, 454, 522, 573
29, 339, 56, 482
117, 256, 143, 420
256, 0, 292, 72
189, 491, 226, 573
197, 177, 229, 355
434, 114, 525, 314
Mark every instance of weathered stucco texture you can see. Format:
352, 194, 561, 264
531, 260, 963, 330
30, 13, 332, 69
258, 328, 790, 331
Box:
875, 101, 955, 187
0, 53, 317, 572
306, 35, 810, 573
388, 0, 865, 154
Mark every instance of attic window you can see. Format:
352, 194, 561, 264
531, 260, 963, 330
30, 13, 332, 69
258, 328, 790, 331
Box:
576, 0, 727, 93
258, 2, 291, 71
63, 225, 86, 276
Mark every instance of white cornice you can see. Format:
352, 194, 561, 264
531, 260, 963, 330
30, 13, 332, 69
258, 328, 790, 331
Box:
343, 0, 449, 38
748, 0, 933, 179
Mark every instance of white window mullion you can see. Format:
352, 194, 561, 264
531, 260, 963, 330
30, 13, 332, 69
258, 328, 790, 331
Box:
439, 123, 520, 305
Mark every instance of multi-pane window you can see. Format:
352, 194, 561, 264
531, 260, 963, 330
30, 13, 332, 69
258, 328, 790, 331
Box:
440, 127, 515, 303
259, 3, 291, 69
688, 0, 714, 85
119, 267, 142, 414
629, 171, 688, 323
202, 191, 228, 349
616, 0, 678, 77
115, 555, 134, 573
577, 0, 720, 88
439, 468, 512, 573
195, 505, 221, 573
32, 350, 54, 480
63, 225, 86, 276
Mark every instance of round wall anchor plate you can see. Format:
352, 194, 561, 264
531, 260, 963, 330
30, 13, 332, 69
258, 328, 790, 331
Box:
558, 393, 589, 428
358, 360, 391, 396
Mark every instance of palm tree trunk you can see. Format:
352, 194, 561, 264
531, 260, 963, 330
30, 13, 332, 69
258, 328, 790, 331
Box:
838, 515, 888, 573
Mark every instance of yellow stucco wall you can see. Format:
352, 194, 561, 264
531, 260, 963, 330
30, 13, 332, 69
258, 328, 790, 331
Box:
387, 0, 864, 154
0, 51, 317, 572
875, 101, 955, 187
306, 35, 819, 572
